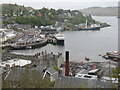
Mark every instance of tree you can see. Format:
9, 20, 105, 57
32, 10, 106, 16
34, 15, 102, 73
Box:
112, 66, 120, 79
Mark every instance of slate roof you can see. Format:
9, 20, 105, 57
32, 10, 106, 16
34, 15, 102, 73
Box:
54, 76, 117, 88
47, 67, 58, 80
4, 65, 44, 82
4, 67, 24, 82
31, 65, 44, 75
0, 67, 7, 74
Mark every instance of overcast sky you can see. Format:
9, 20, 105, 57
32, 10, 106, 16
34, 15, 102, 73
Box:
1, 0, 120, 10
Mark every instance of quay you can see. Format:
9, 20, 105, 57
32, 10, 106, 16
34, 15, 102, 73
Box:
2, 38, 48, 50
11, 38, 48, 49
1, 27, 65, 50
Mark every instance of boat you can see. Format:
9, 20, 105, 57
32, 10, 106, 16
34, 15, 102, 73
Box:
79, 20, 101, 30
26, 46, 32, 49
85, 57, 90, 61
103, 51, 120, 61
54, 33, 65, 45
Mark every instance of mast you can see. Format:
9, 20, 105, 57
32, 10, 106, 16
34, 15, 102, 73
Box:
85, 20, 88, 26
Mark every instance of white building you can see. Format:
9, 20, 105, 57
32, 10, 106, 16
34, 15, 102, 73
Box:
0, 59, 31, 69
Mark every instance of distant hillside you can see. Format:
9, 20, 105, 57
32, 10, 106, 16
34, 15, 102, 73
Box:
79, 7, 118, 16
1, 3, 34, 15
2, 4, 109, 30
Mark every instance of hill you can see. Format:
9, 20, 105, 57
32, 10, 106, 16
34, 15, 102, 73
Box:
1, 3, 34, 15
2, 4, 109, 30
79, 7, 118, 16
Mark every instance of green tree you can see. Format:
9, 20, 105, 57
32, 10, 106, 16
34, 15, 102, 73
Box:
112, 66, 120, 80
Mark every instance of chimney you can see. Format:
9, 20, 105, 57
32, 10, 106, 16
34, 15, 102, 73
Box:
65, 51, 69, 76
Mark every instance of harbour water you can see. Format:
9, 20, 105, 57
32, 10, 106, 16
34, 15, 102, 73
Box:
10, 16, 118, 62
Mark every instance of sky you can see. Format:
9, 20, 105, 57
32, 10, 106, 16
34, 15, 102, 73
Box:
1, 0, 120, 10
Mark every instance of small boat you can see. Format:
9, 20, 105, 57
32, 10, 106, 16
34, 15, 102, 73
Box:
26, 46, 32, 49
102, 55, 109, 59
112, 58, 119, 61
85, 57, 90, 61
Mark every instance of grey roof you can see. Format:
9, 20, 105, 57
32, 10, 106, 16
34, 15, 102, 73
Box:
47, 67, 58, 80
54, 76, 117, 88
0, 67, 7, 74
32, 65, 44, 71
47, 67, 57, 75
4, 67, 24, 82
31, 65, 44, 75
5, 66, 44, 82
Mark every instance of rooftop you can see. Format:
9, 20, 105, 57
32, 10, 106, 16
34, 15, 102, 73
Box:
54, 76, 117, 88
0, 59, 31, 68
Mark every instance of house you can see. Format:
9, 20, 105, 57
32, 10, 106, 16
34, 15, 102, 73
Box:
54, 76, 117, 88
7, 24, 14, 29
0, 67, 7, 77
3, 65, 45, 86
31, 65, 44, 76
43, 67, 58, 82
15, 24, 31, 30
40, 26, 58, 34
37, 52, 64, 68
0, 59, 31, 69
0, 29, 16, 42
0, 67, 7, 88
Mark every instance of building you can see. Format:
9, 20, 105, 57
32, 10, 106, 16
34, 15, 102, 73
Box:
43, 67, 58, 82
0, 29, 16, 42
40, 26, 58, 34
37, 52, 64, 68
15, 24, 31, 30
54, 76, 117, 88
0, 59, 31, 69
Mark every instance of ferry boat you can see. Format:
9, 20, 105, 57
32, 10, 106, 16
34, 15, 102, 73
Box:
54, 33, 65, 45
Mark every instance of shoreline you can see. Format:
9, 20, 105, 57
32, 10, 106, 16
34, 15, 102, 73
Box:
2, 50, 118, 66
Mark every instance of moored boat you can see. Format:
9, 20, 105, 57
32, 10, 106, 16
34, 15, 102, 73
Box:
54, 33, 65, 45
102, 51, 120, 61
